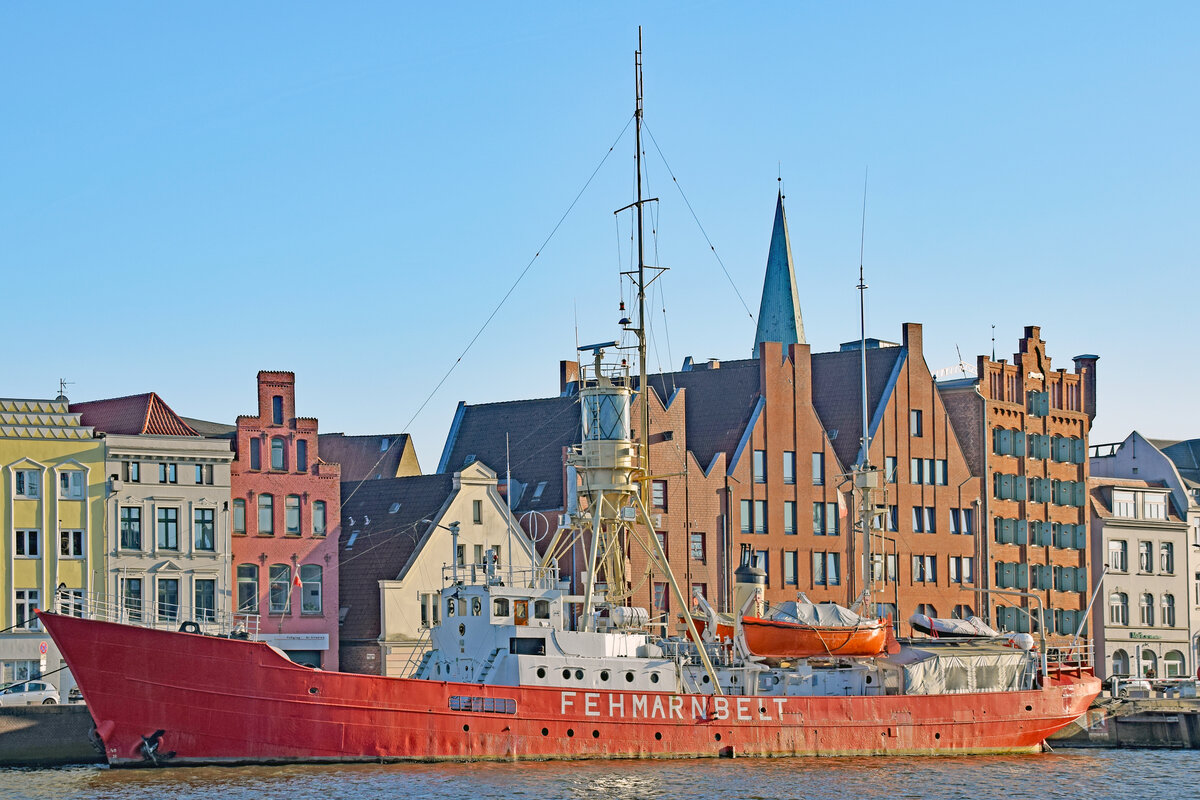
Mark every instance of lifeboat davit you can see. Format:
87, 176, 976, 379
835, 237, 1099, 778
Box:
741, 601, 888, 659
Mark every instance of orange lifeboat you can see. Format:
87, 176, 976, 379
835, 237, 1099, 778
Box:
741, 601, 889, 659
741, 616, 888, 658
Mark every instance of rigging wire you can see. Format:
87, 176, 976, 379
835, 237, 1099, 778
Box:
341, 114, 634, 509
642, 120, 755, 322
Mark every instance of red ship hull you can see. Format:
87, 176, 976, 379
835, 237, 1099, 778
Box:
41, 612, 1098, 766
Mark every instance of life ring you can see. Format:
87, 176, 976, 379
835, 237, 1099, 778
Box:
178, 620, 201, 634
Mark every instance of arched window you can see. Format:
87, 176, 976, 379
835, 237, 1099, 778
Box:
915, 603, 938, 619
1109, 592, 1128, 626
285, 495, 301, 535
1164, 650, 1185, 678
1162, 594, 1176, 627
1141, 650, 1158, 678
236, 564, 258, 613
258, 494, 274, 534
1111, 649, 1129, 677
269, 564, 291, 613
1140, 592, 1155, 626
951, 604, 974, 620
300, 565, 322, 614
271, 437, 286, 470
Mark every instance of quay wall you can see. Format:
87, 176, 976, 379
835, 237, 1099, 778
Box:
0, 705, 102, 766
1052, 698, 1200, 749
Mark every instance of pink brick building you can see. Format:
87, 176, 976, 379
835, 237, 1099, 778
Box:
230, 371, 341, 668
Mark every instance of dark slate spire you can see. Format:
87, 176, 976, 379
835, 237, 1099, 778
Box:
753, 191, 805, 354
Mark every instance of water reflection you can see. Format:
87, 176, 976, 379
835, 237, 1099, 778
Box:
1, 751, 1195, 800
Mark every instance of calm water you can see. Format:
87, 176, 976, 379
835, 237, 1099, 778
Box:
1, 750, 1197, 800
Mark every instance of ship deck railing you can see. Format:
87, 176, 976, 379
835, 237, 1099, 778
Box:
1046, 642, 1094, 672
441, 564, 561, 590
52, 588, 261, 640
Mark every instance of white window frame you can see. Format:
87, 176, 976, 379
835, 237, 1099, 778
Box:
59, 529, 85, 558
14, 529, 39, 558
14, 469, 40, 498
15, 589, 41, 630
59, 470, 85, 499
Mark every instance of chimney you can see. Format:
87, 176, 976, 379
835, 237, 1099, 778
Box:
559, 360, 580, 396
902, 322, 923, 359
1072, 354, 1099, 422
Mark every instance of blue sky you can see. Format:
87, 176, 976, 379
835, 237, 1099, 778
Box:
3, 3, 1196, 466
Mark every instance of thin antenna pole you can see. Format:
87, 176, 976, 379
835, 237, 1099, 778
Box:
991, 325, 996, 361
857, 167, 870, 468
506, 433, 514, 585
635, 26, 649, 501
856, 167, 873, 612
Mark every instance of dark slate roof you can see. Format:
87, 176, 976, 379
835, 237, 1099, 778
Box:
643, 359, 762, 472
437, 396, 580, 513
338, 473, 455, 642
810, 346, 907, 469
71, 393, 200, 437
319, 433, 413, 482
1148, 438, 1200, 488
180, 417, 237, 438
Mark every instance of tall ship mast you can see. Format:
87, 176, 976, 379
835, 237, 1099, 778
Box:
35, 33, 1099, 767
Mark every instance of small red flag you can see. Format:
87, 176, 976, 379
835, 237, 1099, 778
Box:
292, 570, 303, 588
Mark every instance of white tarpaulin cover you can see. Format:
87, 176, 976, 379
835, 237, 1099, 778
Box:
886, 643, 1032, 694
771, 601, 871, 627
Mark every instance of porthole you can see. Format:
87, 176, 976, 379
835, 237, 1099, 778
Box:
575, 669, 584, 680
463, 724, 470, 732
654, 732, 662, 741
600, 670, 610, 682
625, 672, 635, 683
702, 674, 710, 684
536, 667, 546, 679
563, 668, 572, 680
730, 675, 738, 684
541, 728, 549, 736
714, 733, 722, 742
760, 707, 767, 715
865, 675, 873, 684
650, 673, 660, 684
592, 730, 600, 738
1025, 705, 1033, 711
308, 687, 319, 695
935, 732, 941, 740
567, 728, 575, 738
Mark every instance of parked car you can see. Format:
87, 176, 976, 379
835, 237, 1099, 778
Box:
0, 681, 60, 705
67, 686, 84, 703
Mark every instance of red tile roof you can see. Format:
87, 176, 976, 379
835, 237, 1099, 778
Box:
71, 393, 200, 437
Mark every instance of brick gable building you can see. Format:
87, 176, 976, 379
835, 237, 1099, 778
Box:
230, 371, 341, 668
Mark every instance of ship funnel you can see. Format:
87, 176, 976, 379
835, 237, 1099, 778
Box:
733, 544, 766, 632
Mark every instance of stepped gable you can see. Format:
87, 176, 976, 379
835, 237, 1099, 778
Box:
71, 392, 199, 436
643, 358, 761, 472
338, 473, 454, 642
319, 433, 415, 482
810, 346, 906, 469
437, 395, 580, 513
753, 191, 806, 353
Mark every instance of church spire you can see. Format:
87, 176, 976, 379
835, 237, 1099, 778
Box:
753, 190, 806, 354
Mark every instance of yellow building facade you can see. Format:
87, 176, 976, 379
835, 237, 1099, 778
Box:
1, 398, 105, 694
